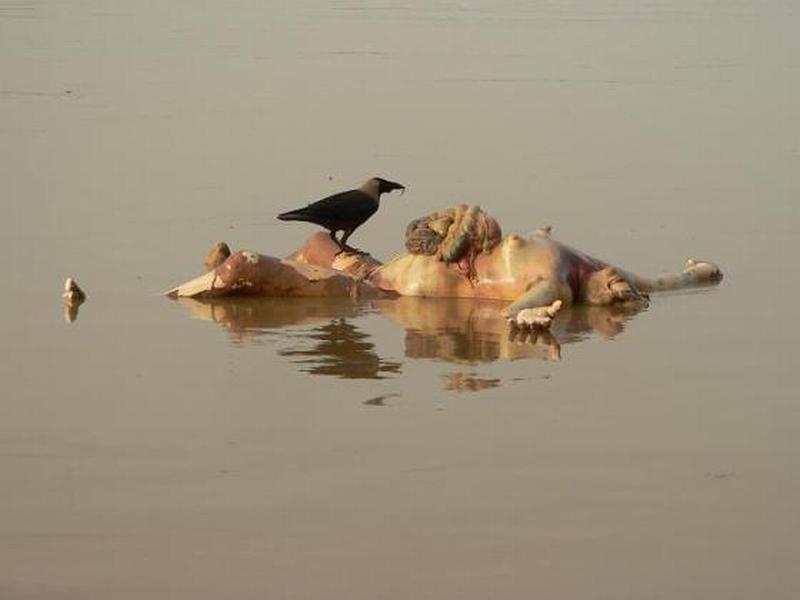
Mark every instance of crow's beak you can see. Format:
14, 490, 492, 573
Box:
375, 178, 406, 196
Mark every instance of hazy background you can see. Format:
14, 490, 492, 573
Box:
1, 1, 798, 598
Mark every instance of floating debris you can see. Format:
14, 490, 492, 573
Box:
62, 277, 86, 323
63, 277, 86, 303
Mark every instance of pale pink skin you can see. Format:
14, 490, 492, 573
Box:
165, 245, 386, 300
289, 232, 722, 317
290, 232, 590, 302
167, 231, 722, 326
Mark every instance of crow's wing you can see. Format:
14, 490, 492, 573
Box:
279, 189, 378, 229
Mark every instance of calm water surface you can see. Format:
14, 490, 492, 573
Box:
1, 1, 799, 598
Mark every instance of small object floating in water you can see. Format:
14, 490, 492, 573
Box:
204, 241, 231, 271
63, 277, 86, 304
62, 277, 86, 323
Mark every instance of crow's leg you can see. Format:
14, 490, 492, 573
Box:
339, 228, 366, 255
330, 230, 348, 255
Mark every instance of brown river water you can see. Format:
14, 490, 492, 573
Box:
1, 1, 798, 598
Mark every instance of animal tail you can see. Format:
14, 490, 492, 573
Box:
620, 258, 723, 293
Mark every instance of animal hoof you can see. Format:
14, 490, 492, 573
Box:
684, 258, 723, 282
509, 300, 563, 330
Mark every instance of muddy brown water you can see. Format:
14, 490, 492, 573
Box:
1, 1, 799, 598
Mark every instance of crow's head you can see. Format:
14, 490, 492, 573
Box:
360, 177, 405, 199
373, 177, 406, 196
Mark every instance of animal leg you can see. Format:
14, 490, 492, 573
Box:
585, 267, 649, 306
502, 278, 564, 330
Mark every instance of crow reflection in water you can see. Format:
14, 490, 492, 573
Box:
279, 318, 402, 379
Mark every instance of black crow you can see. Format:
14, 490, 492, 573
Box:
277, 177, 405, 253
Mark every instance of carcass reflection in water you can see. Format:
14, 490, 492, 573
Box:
376, 297, 646, 364
175, 296, 647, 382
442, 372, 502, 392
177, 297, 367, 345
177, 297, 401, 379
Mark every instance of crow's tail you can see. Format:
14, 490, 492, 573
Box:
277, 208, 309, 222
